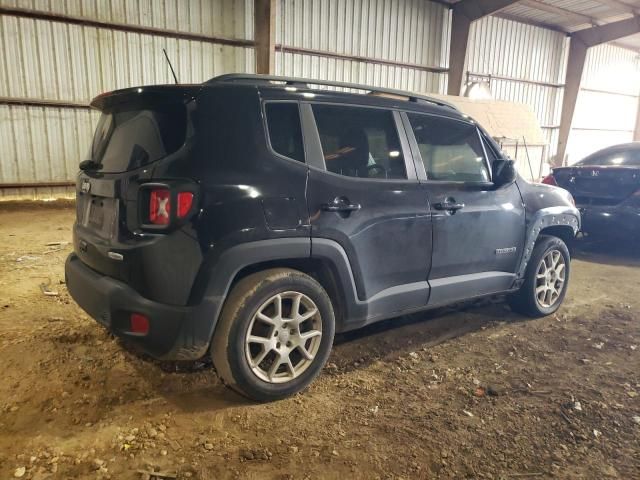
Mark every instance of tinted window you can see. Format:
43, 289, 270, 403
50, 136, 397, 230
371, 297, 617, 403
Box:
91, 102, 187, 173
576, 148, 640, 166
265, 103, 305, 163
407, 113, 490, 182
312, 105, 407, 180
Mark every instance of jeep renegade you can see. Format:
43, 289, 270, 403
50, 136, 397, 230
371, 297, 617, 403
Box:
65, 74, 580, 401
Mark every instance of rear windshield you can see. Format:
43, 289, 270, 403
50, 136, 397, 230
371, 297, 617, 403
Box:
576, 148, 640, 167
90, 102, 187, 173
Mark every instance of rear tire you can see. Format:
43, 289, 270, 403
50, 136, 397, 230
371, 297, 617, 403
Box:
211, 268, 335, 402
508, 235, 571, 317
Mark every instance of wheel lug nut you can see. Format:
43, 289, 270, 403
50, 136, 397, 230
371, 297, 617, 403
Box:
276, 342, 281, 349
290, 329, 295, 335
286, 341, 292, 347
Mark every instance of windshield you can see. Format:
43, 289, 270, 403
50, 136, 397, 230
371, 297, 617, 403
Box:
576, 148, 640, 167
89, 102, 187, 173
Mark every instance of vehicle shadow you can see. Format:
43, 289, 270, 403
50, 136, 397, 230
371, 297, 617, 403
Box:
122, 341, 252, 411
573, 236, 640, 267
330, 297, 522, 373
128, 296, 526, 411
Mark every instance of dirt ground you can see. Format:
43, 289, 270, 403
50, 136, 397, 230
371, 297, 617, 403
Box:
0, 203, 638, 480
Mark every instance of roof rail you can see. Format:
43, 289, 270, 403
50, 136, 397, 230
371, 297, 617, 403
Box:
206, 73, 458, 111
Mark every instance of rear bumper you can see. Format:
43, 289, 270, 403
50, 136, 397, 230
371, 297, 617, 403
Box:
579, 205, 640, 238
65, 253, 217, 360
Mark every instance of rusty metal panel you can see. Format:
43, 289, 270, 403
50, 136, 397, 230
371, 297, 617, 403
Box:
0, 13, 254, 103
0, 1, 254, 191
0, 0, 254, 40
0, 104, 99, 184
274, 0, 450, 94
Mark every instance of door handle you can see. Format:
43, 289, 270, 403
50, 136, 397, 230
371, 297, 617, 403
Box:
321, 198, 361, 212
434, 201, 465, 212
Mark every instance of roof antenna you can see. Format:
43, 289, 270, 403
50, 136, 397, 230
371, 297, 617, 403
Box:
163, 48, 179, 84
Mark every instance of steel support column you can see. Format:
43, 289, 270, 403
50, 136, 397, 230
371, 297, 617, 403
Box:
557, 40, 588, 166
447, 0, 520, 95
254, 0, 276, 74
448, 13, 472, 96
557, 16, 640, 164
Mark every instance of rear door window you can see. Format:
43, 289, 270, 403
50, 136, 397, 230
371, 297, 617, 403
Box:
91, 102, 187, 173
265, 103, 305, 163
312, 104, 407, 180
407, 113, 490, 183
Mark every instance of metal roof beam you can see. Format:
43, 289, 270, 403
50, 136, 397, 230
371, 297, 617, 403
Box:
447, 0, 521, 95
573, 15, 640, 46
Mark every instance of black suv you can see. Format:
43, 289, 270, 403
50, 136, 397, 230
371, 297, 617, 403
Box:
65, 74, 580, 401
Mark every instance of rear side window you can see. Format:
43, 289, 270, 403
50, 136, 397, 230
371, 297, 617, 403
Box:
407, 113, 490, 182
91, 102, 187, 173
265, 103, 305, 163
312, 104, 407, 180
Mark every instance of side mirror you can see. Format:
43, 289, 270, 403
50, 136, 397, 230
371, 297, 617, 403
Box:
492, 159, 517, 188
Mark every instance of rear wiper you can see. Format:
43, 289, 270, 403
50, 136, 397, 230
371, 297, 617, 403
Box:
79, 159, 102, 171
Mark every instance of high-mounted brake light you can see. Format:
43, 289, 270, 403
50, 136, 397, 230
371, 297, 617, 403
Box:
177, 192, 194, 218
541, 174, 557, 186
149, 188, 171, 225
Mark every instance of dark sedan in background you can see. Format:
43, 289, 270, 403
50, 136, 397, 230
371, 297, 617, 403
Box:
543, 142, 640, 240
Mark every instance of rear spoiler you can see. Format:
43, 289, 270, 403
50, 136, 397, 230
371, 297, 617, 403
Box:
90, 85, 203, 111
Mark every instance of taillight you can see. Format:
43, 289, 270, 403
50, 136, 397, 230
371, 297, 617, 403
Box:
541, 174, 557, 186
177, 192, 194, 218
145, 184, 196, 229
149, 188, 170, 225
130, 313, 149, 335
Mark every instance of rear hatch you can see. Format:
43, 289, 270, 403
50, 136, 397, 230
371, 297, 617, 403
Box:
553, 166, 640, 207
74, 85, 203, 304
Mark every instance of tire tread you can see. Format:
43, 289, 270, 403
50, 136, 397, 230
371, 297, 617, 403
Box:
211, 268, 334, 402
508, 235, 570, 317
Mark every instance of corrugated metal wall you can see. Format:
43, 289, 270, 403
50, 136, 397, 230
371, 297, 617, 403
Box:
0, 0, 254, 199
466, 15, 569, 164
566, 44, 640, 164
2, 0, 640, 198
274, 0, 450, 94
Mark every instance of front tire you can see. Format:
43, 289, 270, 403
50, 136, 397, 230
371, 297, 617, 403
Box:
211, 268, 335, 402
508, 235, 571, 317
